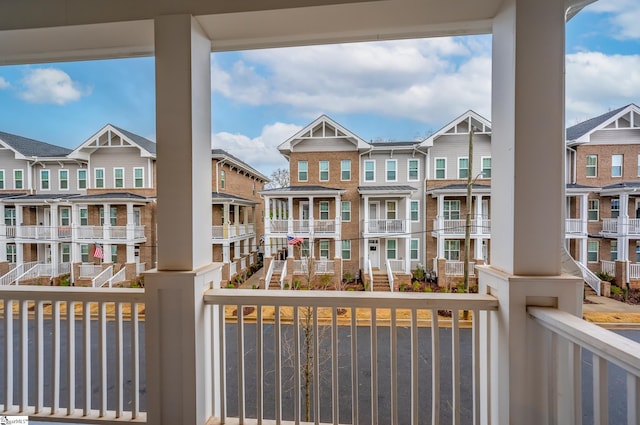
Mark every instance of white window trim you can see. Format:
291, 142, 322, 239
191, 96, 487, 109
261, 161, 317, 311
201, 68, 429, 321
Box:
443, 199, 461, 220
386, 200, 397, 220
80, 244, 89, 263
410, 200, 420, 222
319, 201, 330, 220
114, 167, 125, 188
77, 169, 88, 190
481, 156, 492, 178
79, 207, 89, 226
319, 160, 329, 182
588, 199, 599, 222
0, 169, 5, 190
410, 238, 419, 260
13, 169, 23, 190
386, 239, 397, 260
341, 201, 351, 222
59, 169, 69, 191
407, 158, 419, 181
341, 239, 351, 260
587, 240, 599, 263
364, 160, 376, 182
434, 157, 446, 179
95, 168, 105, 188
134, 167, 145, 188
319, 239, 330, 259
59, 207, 71, 226
457, 156, 469, 179
40, 169, 50, 191
298, 161, 308, 182
341, 159, 351, 181
386, 159, 398, 182
612, 154, 623, 178
587, 154, 598, 178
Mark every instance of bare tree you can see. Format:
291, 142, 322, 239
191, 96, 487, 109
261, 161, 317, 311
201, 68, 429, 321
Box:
265, 167, 290, 189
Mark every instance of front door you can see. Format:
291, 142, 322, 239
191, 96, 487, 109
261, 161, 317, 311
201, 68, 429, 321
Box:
368, 239, 380, 269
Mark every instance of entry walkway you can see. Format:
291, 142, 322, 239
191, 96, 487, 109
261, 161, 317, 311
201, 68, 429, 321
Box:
239, 266, 264, 289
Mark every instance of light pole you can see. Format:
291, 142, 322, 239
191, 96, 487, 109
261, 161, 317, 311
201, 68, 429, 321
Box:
463, 127, 483, 292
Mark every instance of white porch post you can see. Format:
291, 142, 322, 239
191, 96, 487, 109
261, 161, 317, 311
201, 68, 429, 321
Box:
145, 14, 220, 425
581, 194, 589, 236
264, 196, 271, 257
16, 206, 23, 264
126, 203, 135, 263
478, 0, 582, 424
436, 195, 445, 259
405, 196, 411, 272
619, 193, 629, 262
474, 195, 484, 260
288, 197, 294, 257
335, 195, 341, 257
0, 202, 6, 262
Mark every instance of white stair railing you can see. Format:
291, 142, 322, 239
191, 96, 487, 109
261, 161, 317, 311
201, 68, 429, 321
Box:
0, 261, 38, 285
91, 265, 113, 288
263, 259, 275, 290
105, 267, 126, 288
575, 261, 601, 296
367, 258, 374, 291
385, 259, 394, 292
279, 260, 287, 289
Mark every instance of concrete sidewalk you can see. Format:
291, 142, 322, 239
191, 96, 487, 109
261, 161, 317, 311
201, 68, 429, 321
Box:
583, 294, 640, 328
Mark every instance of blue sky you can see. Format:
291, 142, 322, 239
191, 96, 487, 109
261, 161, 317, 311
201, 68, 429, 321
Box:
0, 0, 639, 177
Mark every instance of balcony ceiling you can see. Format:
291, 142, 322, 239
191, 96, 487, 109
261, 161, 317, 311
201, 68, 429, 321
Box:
0, 0, 588, 65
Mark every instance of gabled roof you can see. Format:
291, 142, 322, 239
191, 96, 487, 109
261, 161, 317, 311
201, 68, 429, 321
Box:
420, 110, 492, 148
68, 124, 156, 160
566, 104, 640, 145
212, 149, 268, 182
0, 131, 72, 159
278, 115, 371, 155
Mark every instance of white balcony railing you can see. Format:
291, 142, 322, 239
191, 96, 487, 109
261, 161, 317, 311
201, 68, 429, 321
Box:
136, 262, 146, 276
105, 267, 126, 288
365, 219, 407, 234
0, 261, 38, 285
314, 258, 334, 274
630, 219, 640, 235
630, 263, 640, 279
0, 286, 145, 422
432, 219, 492, 235
92, 265, 113, 288
529, 306, 640, 423
602, 218, 618, 233
601, 260, 615, 276
445, 261, 476, 276
79, 264, 104, 278
75, 225, 146, 241
203, 289, 499, 425
388, 259, 405, 273
565, 218, 584, 234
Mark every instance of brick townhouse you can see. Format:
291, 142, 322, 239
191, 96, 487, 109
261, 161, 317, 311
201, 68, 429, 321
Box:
0, 124, 267, 286
565, 103, 640, 289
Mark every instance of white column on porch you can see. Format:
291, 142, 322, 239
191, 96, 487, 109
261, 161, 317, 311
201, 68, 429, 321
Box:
405, 196, 411, 272
145, 15, 219, 425
619, 192, 629, 262
308, 195, 315, 257
581, 193, 589, 235
126, 203, 135, 263
263, 196, 271, 257
335, 195, 341, 257
15, 206, 23, 264
474, 195, 484, 260
50, 205, 59, 275
288, 197, 294, 257
363, 195, 369, 234
0, 202, 6, 262
478, 0, 583, 424
436, 195, 445, 258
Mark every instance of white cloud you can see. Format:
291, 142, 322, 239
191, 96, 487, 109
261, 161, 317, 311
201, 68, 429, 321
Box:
18, 68, 89, 105
212, 37, 492, 124
211, 122, 301, 176
0, 76, 9, 89
566, 52, 640, 124
588, 0, 640, 40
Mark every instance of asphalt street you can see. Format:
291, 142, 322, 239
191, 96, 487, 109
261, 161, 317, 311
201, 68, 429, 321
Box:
1, 321, 637, 424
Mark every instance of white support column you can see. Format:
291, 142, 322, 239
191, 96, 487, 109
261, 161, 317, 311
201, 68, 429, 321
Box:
16, 206, 23, 264
288, 197, 294, 257
478, 0, 583, 424
363, 195, 369, 234
0, 202, 6, 262
335, 195, 341, 256
50, 205, 59, 275
436, 195, 445, 258
474, 195, 484, 260
581, 194, 589, 235
145, 15, 217, 425
619, 193, 629, 261
405, 197, 411, 272
308, 196, 315, 257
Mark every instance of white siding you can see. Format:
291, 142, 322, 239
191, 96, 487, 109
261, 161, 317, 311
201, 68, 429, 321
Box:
90, 147, 149, 189
293, 137, 356, 152
429, 133, 491, 180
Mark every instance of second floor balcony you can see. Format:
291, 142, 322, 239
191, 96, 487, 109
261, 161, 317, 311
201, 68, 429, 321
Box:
432, 218, 491, 236
2, 224, 145, 243
362, 219, 409, 235
267, 219, 339, 236
212, 223, 255, 241
602, 218, 640, 236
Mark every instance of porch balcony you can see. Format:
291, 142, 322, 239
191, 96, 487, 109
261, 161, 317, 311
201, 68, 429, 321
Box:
73, 225, 147, 243
565, 218, 586, 235
267, 219, 339, 236
212, 223, 256, 241
431, 218, 491, 236
1, 284, 639, 424
602, 218, 640, 236
6, 225, 73, 242
362, 219, 410, 236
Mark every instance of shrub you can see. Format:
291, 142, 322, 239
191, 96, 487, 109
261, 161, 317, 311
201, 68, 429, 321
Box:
343, 272, 353, 283
596, 271, 614, 282
59, 273, 71, 286
413, 266, 425, 282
